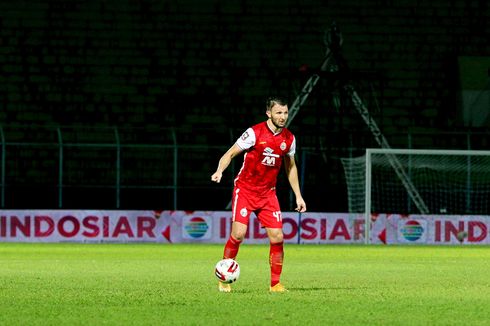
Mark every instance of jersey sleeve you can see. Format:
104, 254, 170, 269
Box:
287, 136, 296, 156
235, 127, 256, 150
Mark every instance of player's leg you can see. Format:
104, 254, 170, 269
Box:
257, 194, 287, 292
223, 221, 247, 259
219, 188, 251, 293
266, 227, 287, 292
219, 222, 247, 293
223, 188, 251, 259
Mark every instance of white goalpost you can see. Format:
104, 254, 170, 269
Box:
341, 148, 490, 243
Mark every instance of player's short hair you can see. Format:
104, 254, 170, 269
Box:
266, 96, 288, 111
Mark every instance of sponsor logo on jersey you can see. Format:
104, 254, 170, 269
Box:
262, 147, 280, 166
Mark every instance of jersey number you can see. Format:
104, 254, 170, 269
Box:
273, 211, 282, 222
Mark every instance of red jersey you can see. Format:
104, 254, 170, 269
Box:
234, 121, 296, 196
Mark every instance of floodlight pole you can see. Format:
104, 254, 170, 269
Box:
289, 21, 429, 214
288, 22, 430, 244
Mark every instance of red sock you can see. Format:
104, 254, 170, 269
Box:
269, 241, 284, 287
223, 235, 242, 259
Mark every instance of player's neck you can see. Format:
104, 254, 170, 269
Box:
266, 119, 282, 135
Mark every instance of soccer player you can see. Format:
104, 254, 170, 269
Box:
211, 96, 307, 293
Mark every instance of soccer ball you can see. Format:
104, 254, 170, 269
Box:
214, 258, 240, 284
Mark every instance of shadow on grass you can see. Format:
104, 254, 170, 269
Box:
289, 286, 368, 292
231, 286, 368, 293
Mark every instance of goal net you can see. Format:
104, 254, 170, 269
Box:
341, 148, 490, 216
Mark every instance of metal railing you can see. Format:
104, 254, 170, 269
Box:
0, 125, 235, 210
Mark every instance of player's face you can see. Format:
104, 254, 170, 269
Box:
268, 104, 288, 129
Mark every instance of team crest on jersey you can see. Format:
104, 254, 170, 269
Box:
280, 141, 287, 151
240, 208, 248, 217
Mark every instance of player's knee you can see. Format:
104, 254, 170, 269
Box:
268, 231, 283, 243
231, 222, 247, 241
231, 230, 246, 241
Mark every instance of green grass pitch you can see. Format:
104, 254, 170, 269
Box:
1, 243, 489, 325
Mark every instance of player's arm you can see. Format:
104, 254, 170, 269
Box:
211, 143, 243, 183
284, 154, 307, 212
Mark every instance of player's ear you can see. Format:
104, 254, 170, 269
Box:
266, 109, 272, 119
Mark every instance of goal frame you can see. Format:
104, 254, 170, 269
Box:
364, 148, 490, 243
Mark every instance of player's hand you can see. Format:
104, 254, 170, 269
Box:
295, 197, 306, 212
211, 172, 222, 183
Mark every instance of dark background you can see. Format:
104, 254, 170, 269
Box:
0, 0, 488, 212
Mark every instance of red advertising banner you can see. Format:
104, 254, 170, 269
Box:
0, 210, 171, 243
0, 210, 488, 244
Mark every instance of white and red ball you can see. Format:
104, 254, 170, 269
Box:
214, 258, 240, 284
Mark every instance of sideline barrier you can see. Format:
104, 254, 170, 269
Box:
0, 210, 488, 244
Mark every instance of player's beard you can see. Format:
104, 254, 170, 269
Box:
270, 116, 287, 129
